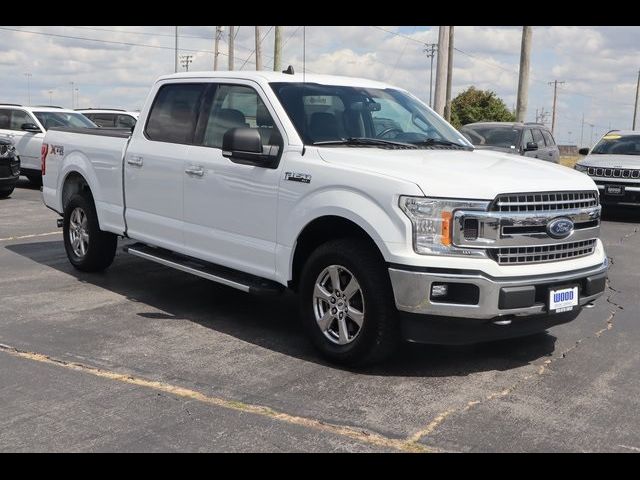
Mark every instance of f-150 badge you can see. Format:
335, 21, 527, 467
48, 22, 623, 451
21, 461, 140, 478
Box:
284, 172, 312, 184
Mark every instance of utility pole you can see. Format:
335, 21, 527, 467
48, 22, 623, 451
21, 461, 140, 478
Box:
255, 26, 263, 70
516, 26, 532, 122
69, 81, 75, 109
228, 26, 235, 71
433, 26, 450, 116
444, 26, 454, 122
633, 69, 640, 130
174, 26, 178, 73
549, 79, 565, 135
213, 26, 222, 71
48, 90, 53, 104
180, 55, 193, 72
75, 87, 79, 109
424, 43, 437, 108
273, 26, 282, 71
580, 113, 585, 147
24, 73, 32, 105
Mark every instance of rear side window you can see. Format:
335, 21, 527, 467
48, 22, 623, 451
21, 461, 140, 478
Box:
532, 129, 545, 146
541, 130, 555, 146
117, 114, 136, 129
88, 113, 117, 127
145, 84, 205, 144
0, 110, 9, 129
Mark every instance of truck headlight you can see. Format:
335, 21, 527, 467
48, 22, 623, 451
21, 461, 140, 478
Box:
574, 163, 588, 172
399, 196, 489, 256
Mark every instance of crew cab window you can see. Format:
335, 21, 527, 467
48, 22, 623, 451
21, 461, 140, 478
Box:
200, 84, 280, 149
117, 114, 136, 129
9, 109, 34, 131
532, 129, 545, 146
89, 114, 117, 128
145, 83, 205, 144
541, 130, 555, 146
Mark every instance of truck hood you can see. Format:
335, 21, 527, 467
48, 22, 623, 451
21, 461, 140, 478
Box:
578, 154, 640, 169
317, 147, 597, 199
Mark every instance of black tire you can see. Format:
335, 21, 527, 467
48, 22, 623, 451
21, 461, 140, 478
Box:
0, 187, 14, 198
299, 238, 400, 366
63, 192, 117, 272
26, 175, 42, 187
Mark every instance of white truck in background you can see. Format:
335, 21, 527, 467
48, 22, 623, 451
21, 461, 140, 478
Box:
41, 71, 608, 365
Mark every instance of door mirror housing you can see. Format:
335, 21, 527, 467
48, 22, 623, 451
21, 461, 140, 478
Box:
21, 123, 42, 133
524, 141, 538, 152
222, 128, 279, 169
578, 147, 590, 156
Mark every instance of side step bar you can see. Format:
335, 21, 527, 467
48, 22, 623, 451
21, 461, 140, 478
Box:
123, 243, 284, 296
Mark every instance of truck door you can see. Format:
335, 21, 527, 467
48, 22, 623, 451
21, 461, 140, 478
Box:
124, 82, 206, 252
182, 81, 284, 279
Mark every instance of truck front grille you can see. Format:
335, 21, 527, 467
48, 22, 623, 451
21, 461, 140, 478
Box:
588, 167, 640, 179
491, 239, 597, 265
492, 191, 598, 212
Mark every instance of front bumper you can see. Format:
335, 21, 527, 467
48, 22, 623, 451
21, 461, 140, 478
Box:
389, 258, 608, 345
389, 258, 608, 320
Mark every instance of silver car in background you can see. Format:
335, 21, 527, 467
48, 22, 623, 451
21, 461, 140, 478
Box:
575, 130, 640, 206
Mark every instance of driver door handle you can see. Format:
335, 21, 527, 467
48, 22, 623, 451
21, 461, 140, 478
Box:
185, 165, 204, 177
127, 155, 143, 167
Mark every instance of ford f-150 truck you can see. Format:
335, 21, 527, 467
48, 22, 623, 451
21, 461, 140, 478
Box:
42, 71, 608, 365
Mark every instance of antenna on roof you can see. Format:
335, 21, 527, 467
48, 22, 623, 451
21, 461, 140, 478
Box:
283, 65, 295, 75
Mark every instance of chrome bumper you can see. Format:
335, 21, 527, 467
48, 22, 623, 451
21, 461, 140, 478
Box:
389, 258, 609, 319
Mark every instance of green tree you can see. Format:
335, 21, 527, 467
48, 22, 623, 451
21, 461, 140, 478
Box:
450, 86, 515, 129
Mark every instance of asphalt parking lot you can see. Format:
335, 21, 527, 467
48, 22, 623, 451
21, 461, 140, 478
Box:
0, 178, 639, 452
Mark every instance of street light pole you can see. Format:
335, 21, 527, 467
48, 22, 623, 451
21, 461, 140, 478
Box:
69, 81, 75, 109
24, 73, 32, 105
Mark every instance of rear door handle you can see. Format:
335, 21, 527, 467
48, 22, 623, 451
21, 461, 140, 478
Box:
185, 166, 204, 177
127, 155, 143, 167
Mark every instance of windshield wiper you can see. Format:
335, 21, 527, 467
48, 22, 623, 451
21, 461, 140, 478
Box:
311, 137, 416, 148
412, 138, 470, 149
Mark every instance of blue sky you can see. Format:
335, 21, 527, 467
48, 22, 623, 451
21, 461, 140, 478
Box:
1, 26, 638, 146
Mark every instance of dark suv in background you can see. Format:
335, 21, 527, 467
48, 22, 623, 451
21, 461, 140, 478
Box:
460, 122, 560, 163
0, 138, 19, 198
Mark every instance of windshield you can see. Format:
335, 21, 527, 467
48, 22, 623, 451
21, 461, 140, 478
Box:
591, 134, 640, 155
270, 82, 471, 148
460, 124, 520, 149
33, 111, 97, 130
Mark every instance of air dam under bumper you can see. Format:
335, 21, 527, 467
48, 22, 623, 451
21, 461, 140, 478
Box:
389, 259, 608, 345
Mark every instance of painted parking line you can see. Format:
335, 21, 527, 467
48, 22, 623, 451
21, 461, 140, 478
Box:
0, 231, 61, 242
0, 343, 439, 453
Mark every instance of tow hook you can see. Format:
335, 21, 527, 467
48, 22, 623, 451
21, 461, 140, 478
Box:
56, 218, 63, 228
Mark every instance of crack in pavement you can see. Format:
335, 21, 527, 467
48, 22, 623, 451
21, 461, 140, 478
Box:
410, 254, 627, 447
0, 343, 442, 453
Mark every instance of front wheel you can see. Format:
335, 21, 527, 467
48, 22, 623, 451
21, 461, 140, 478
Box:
299, 238, 400, 366
63, 193, 117, 272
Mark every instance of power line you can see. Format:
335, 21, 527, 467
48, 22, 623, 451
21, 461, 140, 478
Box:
239, 26, 274, 70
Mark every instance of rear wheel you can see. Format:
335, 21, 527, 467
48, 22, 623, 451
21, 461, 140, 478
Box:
0, 187, 14, 198
299, 238, 400, 366
63, 193, 117, 272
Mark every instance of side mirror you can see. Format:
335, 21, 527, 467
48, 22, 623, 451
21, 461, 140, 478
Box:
21, 123, 42, 133
524, 141, 538, 152
222, 128, 279, 169
578, 147, 589, 156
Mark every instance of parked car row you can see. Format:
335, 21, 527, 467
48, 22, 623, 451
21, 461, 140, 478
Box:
0, 104, 138, 191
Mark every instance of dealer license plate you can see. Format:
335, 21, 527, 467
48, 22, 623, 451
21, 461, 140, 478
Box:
549, 286, 579, 313
605, 185, 624, 196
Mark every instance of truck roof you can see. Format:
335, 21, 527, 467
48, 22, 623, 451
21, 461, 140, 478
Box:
157, 70, 396, 90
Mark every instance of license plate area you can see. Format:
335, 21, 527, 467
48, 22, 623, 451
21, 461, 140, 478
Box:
548, 285, 579, 313
605, 185, 625, 196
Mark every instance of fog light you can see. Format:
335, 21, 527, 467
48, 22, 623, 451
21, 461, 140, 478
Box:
431, 284, 448, 297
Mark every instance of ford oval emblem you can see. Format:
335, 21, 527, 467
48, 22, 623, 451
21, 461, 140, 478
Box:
547, 217, 574, 239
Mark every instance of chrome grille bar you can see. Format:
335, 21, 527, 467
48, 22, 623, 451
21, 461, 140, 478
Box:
492, 191, 598, 212
492, 239, 597, 265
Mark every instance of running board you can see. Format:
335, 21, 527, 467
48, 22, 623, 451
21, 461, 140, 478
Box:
123, 243, 284, 296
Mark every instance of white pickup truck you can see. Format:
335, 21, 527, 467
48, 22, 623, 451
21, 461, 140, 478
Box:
42, 71, 608, 365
